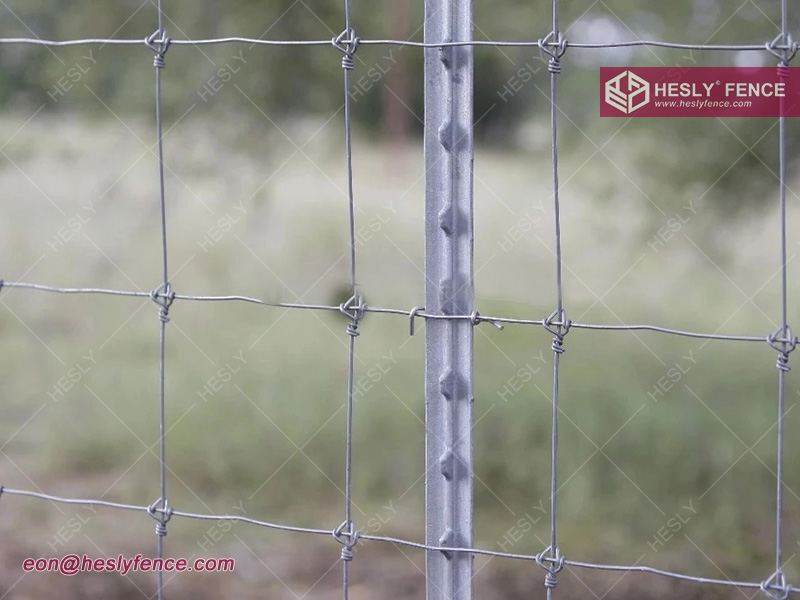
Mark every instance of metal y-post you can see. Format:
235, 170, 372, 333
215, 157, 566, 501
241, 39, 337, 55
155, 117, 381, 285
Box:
424, 0, 474, 598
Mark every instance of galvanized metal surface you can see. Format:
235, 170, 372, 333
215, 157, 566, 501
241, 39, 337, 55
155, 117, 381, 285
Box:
423, 0, 474, 598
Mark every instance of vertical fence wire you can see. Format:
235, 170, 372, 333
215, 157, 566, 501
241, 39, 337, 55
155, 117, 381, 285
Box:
767, 0, 794, 597
333, 2, 363, 599
147, 1, 174, 598
537, 0, 570, 596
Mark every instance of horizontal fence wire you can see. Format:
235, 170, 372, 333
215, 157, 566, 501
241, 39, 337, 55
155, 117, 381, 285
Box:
0, 36, 795, 51
2, 486, 800, 596
0, 3, 796, 598
0, 281, 773, 343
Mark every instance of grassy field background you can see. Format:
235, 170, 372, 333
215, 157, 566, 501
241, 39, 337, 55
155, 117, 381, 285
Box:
0, 108, 797, 599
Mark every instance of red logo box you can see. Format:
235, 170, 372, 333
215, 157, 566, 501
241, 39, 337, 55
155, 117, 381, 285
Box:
600, 67, 799, 117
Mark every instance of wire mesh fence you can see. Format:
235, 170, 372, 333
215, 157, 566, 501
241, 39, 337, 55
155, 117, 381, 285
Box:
0, 0, 797, 598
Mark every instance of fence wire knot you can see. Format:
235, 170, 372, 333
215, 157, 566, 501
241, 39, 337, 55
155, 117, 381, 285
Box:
544, 309, 572, 354
333, 520, 360, 561
766, 33, 797, 65
536, 545, 565, 589
145, 29, 171, 69
147, 497, 174, 537
539, 30, 568, 74
340, 293, 365, 337
761, 570, 791, 600
150, 282, 176, 324
333, 28, 360, 70
767, 326, 796, 372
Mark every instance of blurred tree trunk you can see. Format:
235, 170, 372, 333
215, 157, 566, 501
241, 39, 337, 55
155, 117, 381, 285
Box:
207, 0, 220, 36
383, 0, 411, 145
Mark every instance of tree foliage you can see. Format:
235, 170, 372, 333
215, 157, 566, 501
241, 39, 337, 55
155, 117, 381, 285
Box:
0, 0, 796, 216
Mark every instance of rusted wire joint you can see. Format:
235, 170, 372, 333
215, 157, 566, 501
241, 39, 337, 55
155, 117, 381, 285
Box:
150, 282, 176, 324
333, 520, 361, 562
544, 309, 572, 355
761, 570, 791, 600
539, 30, 568, 75
145, 29, 171, 69
333, 28, 360, 71
536, 545, 566, 589
767, 326, 796, 372
148, 497, 174, 538
340, 293, 365, 338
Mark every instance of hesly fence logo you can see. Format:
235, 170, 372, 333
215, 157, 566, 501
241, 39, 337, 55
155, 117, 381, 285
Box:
601, 67, 800, 117
605, 70, 650, 114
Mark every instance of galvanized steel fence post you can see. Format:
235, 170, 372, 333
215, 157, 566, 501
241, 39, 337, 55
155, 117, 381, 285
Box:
424, 1, 474, 599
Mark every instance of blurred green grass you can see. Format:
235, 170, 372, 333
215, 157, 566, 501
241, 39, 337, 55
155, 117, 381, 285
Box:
0, 110, 797, 597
